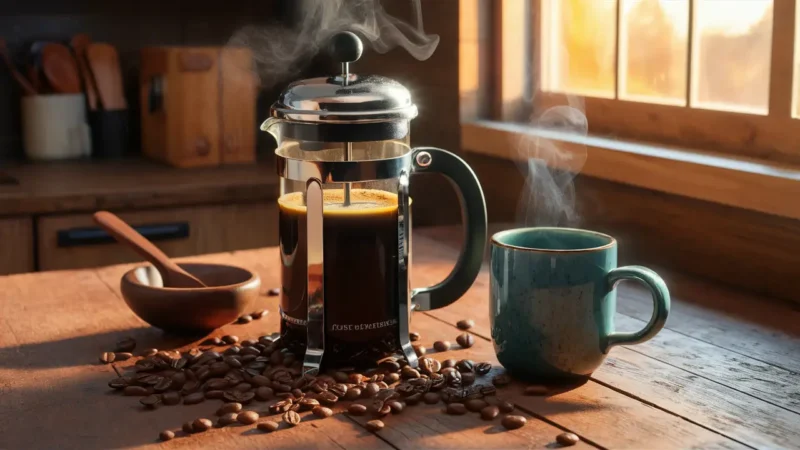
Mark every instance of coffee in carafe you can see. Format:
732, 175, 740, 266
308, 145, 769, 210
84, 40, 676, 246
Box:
278, 189, 403, 366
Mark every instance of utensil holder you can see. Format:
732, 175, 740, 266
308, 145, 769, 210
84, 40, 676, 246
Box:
89, 109, 129, 159
22, 93, 91, 161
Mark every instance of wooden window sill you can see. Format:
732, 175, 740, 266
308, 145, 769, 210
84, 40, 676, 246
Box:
461, 121, 800, 221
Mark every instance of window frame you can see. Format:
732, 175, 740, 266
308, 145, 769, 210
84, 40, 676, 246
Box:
482, 0, 799, 165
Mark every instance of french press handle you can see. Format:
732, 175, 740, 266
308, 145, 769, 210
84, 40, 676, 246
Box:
410, 147, 488, 311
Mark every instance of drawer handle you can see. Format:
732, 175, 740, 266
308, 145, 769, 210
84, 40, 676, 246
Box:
57, 222, 190, 248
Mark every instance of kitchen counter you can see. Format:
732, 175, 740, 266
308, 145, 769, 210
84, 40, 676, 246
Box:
0, 158, 278, 216
0, 227, 796, 449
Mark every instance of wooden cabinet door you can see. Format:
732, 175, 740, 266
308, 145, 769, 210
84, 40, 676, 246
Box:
0, 217, 34, 275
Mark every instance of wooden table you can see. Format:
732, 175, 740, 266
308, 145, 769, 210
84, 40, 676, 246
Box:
1, 228, 798, 449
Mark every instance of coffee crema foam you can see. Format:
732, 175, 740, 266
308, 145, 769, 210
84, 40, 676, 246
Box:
278, 189, 399, 215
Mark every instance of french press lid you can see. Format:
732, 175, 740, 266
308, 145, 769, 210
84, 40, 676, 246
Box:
266, 32, 418, 142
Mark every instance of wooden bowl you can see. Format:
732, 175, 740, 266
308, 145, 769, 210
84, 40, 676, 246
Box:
120, 262, 260, 333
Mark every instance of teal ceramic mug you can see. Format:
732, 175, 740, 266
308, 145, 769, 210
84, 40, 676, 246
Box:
490, 227, 670, 381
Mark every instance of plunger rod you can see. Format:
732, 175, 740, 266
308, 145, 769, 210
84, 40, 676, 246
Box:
344, 142, 352, 206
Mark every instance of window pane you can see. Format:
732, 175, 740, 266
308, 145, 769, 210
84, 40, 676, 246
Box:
691, 0, 773, 114
619, 0, 689, 105
541, 0, 617, 98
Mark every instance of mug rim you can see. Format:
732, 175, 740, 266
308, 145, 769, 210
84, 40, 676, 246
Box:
491, 227, 616, 253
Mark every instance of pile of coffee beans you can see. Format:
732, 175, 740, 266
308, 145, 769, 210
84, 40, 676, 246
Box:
104, 318, 578, 445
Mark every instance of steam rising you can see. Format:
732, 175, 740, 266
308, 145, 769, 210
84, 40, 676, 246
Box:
515, 99, 588, 227
228, 0, 439, 87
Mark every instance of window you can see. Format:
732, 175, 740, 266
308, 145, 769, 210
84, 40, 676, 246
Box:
465, 0, 800, 164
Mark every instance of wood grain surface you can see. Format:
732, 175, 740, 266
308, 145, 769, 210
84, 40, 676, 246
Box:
0, 228, 796, 449
0, 216, 33, 274
0, 159, 278, 217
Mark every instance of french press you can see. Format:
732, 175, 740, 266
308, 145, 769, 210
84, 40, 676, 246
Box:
261, 32, 487, 375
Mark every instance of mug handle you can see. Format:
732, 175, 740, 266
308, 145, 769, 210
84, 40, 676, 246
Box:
410, 147, 488, 311
604, 265, 670, 352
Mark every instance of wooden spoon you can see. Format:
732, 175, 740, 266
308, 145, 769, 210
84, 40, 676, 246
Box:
93, 211, 207, 288
70, 34, 98, 110
0, 38, 37, 95
41, 43, 81, 94
86, 43, 127, 110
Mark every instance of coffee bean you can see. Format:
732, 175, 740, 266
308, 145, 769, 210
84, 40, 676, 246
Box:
255, 386, 274, 401
365, 419, 384, 432
446, 403, 467, 415
236, 410, 258, 425
419, 357, 442, 375
241, 347, 261, 357
123, 386, 149, 396
160, 391, 180, 405
224, 390, 255, 404
251, 309, 268, 319
202, 337, 223, 346
444, 370, 462, 387
269, 399, 294, 414
385, 373, 401, 384
318, 391, 339, 405
192, 418, 213, 433
441, 359, 456, 369
234, 382, 252, 392
158, 430, 174, 441
298, 398, 320, 411
312, 405, 333, 418
283, 410, 301, 426
465, 398, 488, 412
412, 344, 426, 356
114, 337, 137, 352
142, 348, 158, 357
423, 392, 440, 404
456, 333, 475, 348
348, 404, 368, 416
432, 341, 450, 352
502, 415, 527, 430
329, 384, 348, 398
181, 421, 193, 434
556, 432, 580, 446
364, 382, 381, 397
217, 412, 239, 426
331, 371, 349, 383
401, 367, 420, 379
457, 319, 475, 330
206, 390, 225, 399
222, 335, 239, 344
480, 405, 500, 420
405, 392, 423, 405
216, 402, 243, 416
481, 385, 497, 397
345, 387, 362, 401
114, 352, 133, 362
492, 373, 512, 387
108, 377, 128, 390
409, 332, 420, 342
456, 360, 475, 373
258, 420, 280, 432
237, 315, 253, 324
183, 392, 205, 405
498, 401, 515, 413
524, 385, 549, 396
475, 362, 492, 375
140, 394, 161, 408
99, 352, 115, 364
386, 400, 403, 414
267, 287, 280, 296
461, 372, 476, 386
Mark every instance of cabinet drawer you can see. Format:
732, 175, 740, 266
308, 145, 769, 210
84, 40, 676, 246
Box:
0, 217, 34, 275
37, 203, 276, 271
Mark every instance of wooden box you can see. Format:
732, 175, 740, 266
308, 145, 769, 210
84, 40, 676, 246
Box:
140, 47, 257, 168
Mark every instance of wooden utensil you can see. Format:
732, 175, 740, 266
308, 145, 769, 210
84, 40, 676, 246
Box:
41, 43, 81, 94
0, 38, 37, 95
70, 33, 98, 110
120, 262, 260, 333
86, 43, 127, 110
93, 211, 206, 288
